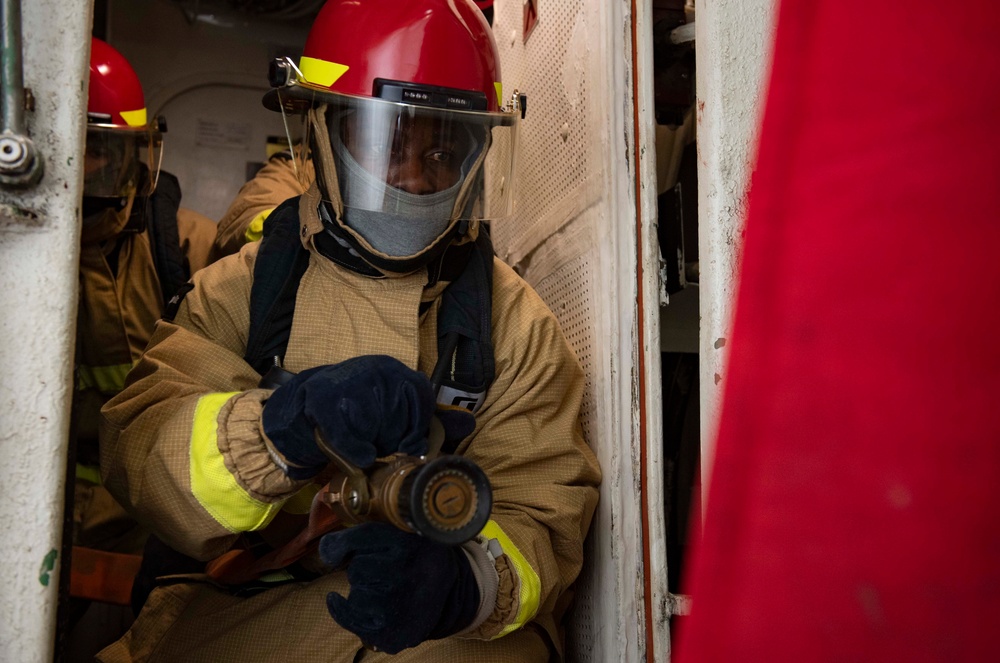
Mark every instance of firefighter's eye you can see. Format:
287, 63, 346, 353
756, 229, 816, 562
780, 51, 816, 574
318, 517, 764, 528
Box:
426, 149, 454, 164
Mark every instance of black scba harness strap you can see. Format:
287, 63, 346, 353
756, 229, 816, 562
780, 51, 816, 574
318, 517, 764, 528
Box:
87, 168, 190, 310
144, 172, 190, 307
129, 168, 196, 320
243, 198, 495, 452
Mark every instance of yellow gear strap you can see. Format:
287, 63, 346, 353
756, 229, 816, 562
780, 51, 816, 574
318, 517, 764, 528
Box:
76, 363, 133, 395
190, 392, 283, 533
481, 520, 542, 637
244, 209, 272, 243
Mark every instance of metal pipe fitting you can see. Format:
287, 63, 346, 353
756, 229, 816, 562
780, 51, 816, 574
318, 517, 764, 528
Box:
0, 0, 43, 187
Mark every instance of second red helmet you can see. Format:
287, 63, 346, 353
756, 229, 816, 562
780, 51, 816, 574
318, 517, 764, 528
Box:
88, 37, 147, 128
85, 38, 163, 200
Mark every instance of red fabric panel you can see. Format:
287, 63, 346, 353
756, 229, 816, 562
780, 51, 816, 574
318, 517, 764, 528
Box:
677, 1, 1000, 661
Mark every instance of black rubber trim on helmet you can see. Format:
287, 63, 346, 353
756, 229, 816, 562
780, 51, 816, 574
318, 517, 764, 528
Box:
372, 78, 488, 112
262, 82, 329, 114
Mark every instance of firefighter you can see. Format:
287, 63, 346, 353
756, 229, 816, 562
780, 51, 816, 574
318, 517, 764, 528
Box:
212, 1, 495, 258
75, 36, 216, 555
69, 36, 217, 661
212, 143, 313, 256
99, 1, 600, 661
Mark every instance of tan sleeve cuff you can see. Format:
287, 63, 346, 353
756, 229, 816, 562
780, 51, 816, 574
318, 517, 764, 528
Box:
455, 535, 519, 640
216, 388, 308, 501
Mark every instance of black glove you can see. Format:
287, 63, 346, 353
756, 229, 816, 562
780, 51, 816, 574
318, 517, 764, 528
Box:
262, 355, 435, 479
320, 522, 481, 654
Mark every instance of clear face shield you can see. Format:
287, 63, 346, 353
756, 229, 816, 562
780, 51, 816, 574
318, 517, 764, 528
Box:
276, 85, 518, 228
83, 123, 163, 200
320, 96, 518, 224
266, 58, 523, 261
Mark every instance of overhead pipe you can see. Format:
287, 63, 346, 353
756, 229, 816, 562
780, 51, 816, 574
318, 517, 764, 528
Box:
0, 0, 43, 187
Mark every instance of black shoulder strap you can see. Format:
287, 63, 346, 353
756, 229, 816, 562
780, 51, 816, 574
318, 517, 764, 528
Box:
243, 196, 311, 376
244, 206, 496, 426
431, 230, 495, 425
146, 171, 188, 306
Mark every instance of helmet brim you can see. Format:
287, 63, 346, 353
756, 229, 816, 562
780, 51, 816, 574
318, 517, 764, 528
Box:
263, 83, 519, 127
262, 83, 318, 114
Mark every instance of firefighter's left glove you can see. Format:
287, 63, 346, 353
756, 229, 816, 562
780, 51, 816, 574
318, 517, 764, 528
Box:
320, 522, 481, 654
261, 355, 435, 480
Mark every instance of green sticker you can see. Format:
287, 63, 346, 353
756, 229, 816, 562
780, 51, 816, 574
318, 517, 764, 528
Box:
38, 549, 58, 587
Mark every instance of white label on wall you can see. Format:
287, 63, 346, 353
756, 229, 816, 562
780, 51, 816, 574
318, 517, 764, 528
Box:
195, 118, 252, 151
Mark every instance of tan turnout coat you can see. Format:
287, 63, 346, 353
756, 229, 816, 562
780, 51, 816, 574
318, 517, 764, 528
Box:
100, 187, 601, 662
214, 151, 314, 257
75, 205, 216, 552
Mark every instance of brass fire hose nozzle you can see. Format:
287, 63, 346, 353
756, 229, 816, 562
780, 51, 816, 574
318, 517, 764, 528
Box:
320, 449, 492, 545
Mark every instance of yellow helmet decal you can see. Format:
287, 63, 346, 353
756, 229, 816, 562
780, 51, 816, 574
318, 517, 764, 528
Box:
119, 108, 148, 127
494, 82, 503, 108
300, 56, 350, 88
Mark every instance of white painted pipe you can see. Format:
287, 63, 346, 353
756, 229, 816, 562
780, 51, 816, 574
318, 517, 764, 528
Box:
696, 0, 776, 498
0, 0, 92, 658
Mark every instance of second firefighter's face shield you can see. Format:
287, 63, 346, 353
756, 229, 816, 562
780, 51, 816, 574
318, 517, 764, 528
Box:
318, 93, 518, 223
83, 123, 163, 199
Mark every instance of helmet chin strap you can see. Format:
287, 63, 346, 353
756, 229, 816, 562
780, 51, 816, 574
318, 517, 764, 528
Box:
308, 104, 345, 219
450, 128, 491, 223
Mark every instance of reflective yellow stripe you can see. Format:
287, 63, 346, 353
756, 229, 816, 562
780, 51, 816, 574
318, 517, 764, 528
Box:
494, 82, 503, 107
299, 56, 350, 88
75, 463, 102, 486
190, 392, 283, 533
244, 209, 271, 243
481, 520, 541, 637
76, 363, 133, 395
119, 108, 148, 127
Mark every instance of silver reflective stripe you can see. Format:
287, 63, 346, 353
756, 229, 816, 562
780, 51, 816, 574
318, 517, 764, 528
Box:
437, 384, 486, 413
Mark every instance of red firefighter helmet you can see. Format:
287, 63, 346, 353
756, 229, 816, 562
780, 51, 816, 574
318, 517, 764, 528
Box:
266, 0, 505, 113
85, 37, 162, 201
88, 38, 147, 128
263, 0, 524, 273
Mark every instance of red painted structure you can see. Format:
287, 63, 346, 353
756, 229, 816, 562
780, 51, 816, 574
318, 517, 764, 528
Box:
678, 1, 1000, 660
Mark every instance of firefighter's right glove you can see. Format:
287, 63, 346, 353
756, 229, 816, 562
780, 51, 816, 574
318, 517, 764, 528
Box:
320, 522, 481, 654
261, 355, 435, 479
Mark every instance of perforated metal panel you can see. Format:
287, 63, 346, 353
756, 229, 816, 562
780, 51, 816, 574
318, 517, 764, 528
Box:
491, 0, 594, 264
534, 254, 597, 441
492, 1, 653, 661
535, 253, 605, 663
